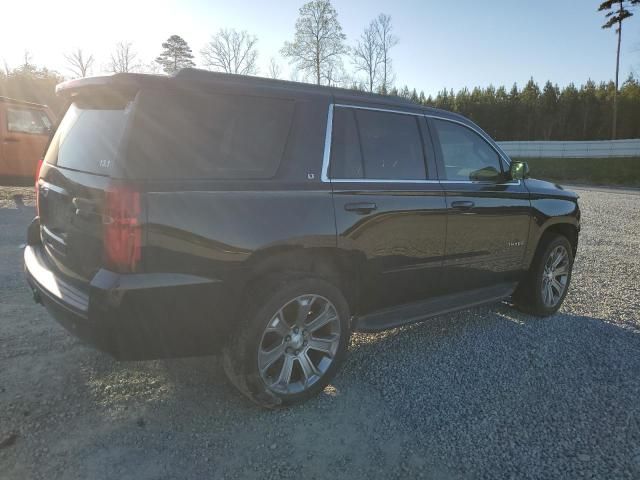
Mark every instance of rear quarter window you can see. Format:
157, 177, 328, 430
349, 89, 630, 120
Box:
124, 89, 295, 180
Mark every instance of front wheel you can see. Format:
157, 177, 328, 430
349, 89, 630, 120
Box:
223, 275, 350, 408
514, 233, 574, 316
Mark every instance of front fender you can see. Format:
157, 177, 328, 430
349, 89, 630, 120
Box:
523, 195, 580, 268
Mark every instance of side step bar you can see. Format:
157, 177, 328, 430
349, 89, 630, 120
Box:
352, 282, 517, 333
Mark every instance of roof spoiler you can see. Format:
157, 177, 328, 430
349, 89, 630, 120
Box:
56, 73, 170, 98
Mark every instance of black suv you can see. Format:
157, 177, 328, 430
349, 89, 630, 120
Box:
25, 70, 580, 407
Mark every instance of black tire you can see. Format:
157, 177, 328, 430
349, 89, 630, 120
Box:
222, 274, 350, 408
514, 232, 574, 317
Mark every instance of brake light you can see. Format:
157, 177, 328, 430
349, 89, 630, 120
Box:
35, 159, 43, 215
104, 185, 141, 273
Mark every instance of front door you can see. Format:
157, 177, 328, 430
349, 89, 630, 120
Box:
328, 104, 448, 314
428, 117, 531, 293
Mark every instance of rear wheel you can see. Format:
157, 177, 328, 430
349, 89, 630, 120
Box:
223, 275, 350, 408
514, 233, 574, 316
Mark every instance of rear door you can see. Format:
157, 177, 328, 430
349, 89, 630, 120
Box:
428, 116, 531, 292
38, 98, 132, 285
1, 105, 53, 177
328, 104, 447, 314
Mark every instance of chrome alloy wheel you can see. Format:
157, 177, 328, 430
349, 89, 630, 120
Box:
257, 294, 341, 395
541, 245, 570, 308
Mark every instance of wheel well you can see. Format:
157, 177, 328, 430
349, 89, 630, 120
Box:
542, 223, 579, 257
242, 248, 362, 314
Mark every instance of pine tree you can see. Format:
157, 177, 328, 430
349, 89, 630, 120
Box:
598, 0, 640, 138
540, 81, 560, 139
155, 35, 195, 74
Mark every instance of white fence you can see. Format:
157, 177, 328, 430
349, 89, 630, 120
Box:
497, 139, 640, 158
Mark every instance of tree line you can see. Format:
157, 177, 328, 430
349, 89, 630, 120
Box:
393, 77, 640, 141
1, 0, 638, 139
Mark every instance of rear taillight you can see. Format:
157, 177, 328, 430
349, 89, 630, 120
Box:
35, 159, 43, 215
104, 185, 141, 273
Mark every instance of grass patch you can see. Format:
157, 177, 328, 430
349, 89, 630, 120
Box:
519, 157, 640, 187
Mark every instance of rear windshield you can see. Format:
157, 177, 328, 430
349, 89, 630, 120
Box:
123, 89, 295, 180
45, 102, 129, 176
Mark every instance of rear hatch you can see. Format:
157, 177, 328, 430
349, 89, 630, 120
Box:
37, 93, 140, 287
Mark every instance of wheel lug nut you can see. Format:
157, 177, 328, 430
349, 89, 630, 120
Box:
295, 350, 300, 355
293, 327, 299, 333
303, 341, 307, 346
285, 335, 291, 342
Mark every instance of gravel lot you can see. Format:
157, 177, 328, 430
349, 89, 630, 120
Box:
1, 185, 639, 479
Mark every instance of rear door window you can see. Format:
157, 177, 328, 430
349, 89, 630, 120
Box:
330, 107, 426, 181
125, 90, 295, 179
329, 108, 364, 179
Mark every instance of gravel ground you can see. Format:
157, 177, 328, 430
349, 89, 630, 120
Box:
0, 186, 639, 479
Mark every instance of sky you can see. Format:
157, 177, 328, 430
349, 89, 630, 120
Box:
2, 0, 640, 96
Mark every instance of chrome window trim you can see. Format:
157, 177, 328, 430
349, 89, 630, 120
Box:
330, 179, 440, 184
333, 103, 425, 117
329, 178, 520, 186
320, 103, 514, 185
440, 179, 521, 186
320, 104, 334, 182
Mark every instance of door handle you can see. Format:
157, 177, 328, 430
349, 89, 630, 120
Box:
3, 137, 19, 143
344, 202, 377, 214
451, 200, 475, 209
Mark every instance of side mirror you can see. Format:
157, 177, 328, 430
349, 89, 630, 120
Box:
509, 160, 529, 180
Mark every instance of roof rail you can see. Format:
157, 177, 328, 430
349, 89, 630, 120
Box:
0, 96, 48, 108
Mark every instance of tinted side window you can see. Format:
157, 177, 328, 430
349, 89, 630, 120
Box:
329, 108, 364, 179
356, 109, 425, 180
330, 107, 426, 180
126, 90, 295, 179
7, 107, 52, 135
433, 119, 503, 181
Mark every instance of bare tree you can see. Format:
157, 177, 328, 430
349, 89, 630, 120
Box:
201, 29, 259, 75
281, 0, 347, 85
268, 57, 282, 79
352, 19, 383, 92
64, 49, 94, 78
322, 58, 348, 87
374, 14, 398, 94
110, 42, 139, 73
139, 61, 162, 74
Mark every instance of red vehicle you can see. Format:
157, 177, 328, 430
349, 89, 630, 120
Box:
0, 96, 55, 181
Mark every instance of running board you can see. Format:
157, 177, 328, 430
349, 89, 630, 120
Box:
352, 283, 517, 333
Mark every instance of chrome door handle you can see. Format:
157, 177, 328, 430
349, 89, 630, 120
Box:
451, 200, 475, 209
344, 202, 377, 214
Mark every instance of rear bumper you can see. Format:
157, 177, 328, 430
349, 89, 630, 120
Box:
24, 244, 235, 360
